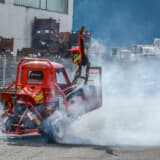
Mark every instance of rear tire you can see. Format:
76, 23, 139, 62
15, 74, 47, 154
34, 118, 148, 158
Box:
40, 111, 67, 143
51, 118, 66, 142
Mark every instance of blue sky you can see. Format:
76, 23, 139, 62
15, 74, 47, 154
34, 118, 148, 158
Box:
73, 0, 160, 50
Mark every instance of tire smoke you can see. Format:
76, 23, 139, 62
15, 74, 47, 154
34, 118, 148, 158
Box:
64, 56, 160, 146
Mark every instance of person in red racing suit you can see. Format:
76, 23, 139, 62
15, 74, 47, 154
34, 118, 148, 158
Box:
66, 26, 90, 100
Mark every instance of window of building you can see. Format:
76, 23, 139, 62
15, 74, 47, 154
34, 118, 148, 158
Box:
0, 0, 4, 3
47, 0, 68, 13
40, 0, 46, 10
14, 0, 68, 14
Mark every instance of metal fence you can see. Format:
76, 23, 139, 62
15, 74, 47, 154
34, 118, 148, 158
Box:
0, 55, 74, 88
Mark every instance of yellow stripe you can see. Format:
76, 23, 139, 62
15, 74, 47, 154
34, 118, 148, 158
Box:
74, 54, 81, 63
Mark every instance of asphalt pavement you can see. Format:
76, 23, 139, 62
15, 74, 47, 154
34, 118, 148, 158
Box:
0, 134, 160, 160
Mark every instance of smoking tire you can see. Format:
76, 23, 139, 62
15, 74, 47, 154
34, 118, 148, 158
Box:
51, 118, 66, 142
43, 111, 67, 143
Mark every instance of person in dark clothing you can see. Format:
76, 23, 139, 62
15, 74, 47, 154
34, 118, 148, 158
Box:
66, 26, 90, 100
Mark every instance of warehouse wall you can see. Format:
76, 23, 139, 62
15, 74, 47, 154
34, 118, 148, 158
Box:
0, 0, 74, 53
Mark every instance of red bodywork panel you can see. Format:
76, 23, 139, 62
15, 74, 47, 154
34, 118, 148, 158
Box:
1, 93, 36, 104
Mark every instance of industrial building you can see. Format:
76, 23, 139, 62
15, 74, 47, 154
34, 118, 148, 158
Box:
111, 38, 160, 60
111, 48, 131, 60
0, 0, 74, 53
132, 45, 160, 56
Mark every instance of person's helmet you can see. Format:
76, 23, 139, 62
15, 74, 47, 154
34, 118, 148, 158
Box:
68, 46, 82, 64
68, 26, 85, 64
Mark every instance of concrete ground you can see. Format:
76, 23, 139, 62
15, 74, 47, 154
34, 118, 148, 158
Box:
0, 135, 160, 160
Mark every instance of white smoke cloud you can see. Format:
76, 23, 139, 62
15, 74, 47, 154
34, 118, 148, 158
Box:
67, 97, 160, 146
62, 44, 160, 146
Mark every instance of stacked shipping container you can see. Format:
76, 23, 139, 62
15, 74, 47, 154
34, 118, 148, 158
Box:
33, 17, 60, 55
0, 37, 14, 55
19, 17, 91, 58
70, 31, 91, 49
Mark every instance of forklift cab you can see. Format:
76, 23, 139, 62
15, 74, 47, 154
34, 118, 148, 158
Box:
18, 60, 71, 104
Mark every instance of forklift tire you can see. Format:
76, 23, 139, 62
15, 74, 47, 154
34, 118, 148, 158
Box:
51, 118, 66, 142
40, 111, 67, 143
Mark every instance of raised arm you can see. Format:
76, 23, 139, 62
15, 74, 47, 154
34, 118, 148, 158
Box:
78, 25, 85, 57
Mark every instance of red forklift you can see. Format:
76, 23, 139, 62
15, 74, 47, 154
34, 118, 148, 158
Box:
0, 58, 102, 141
